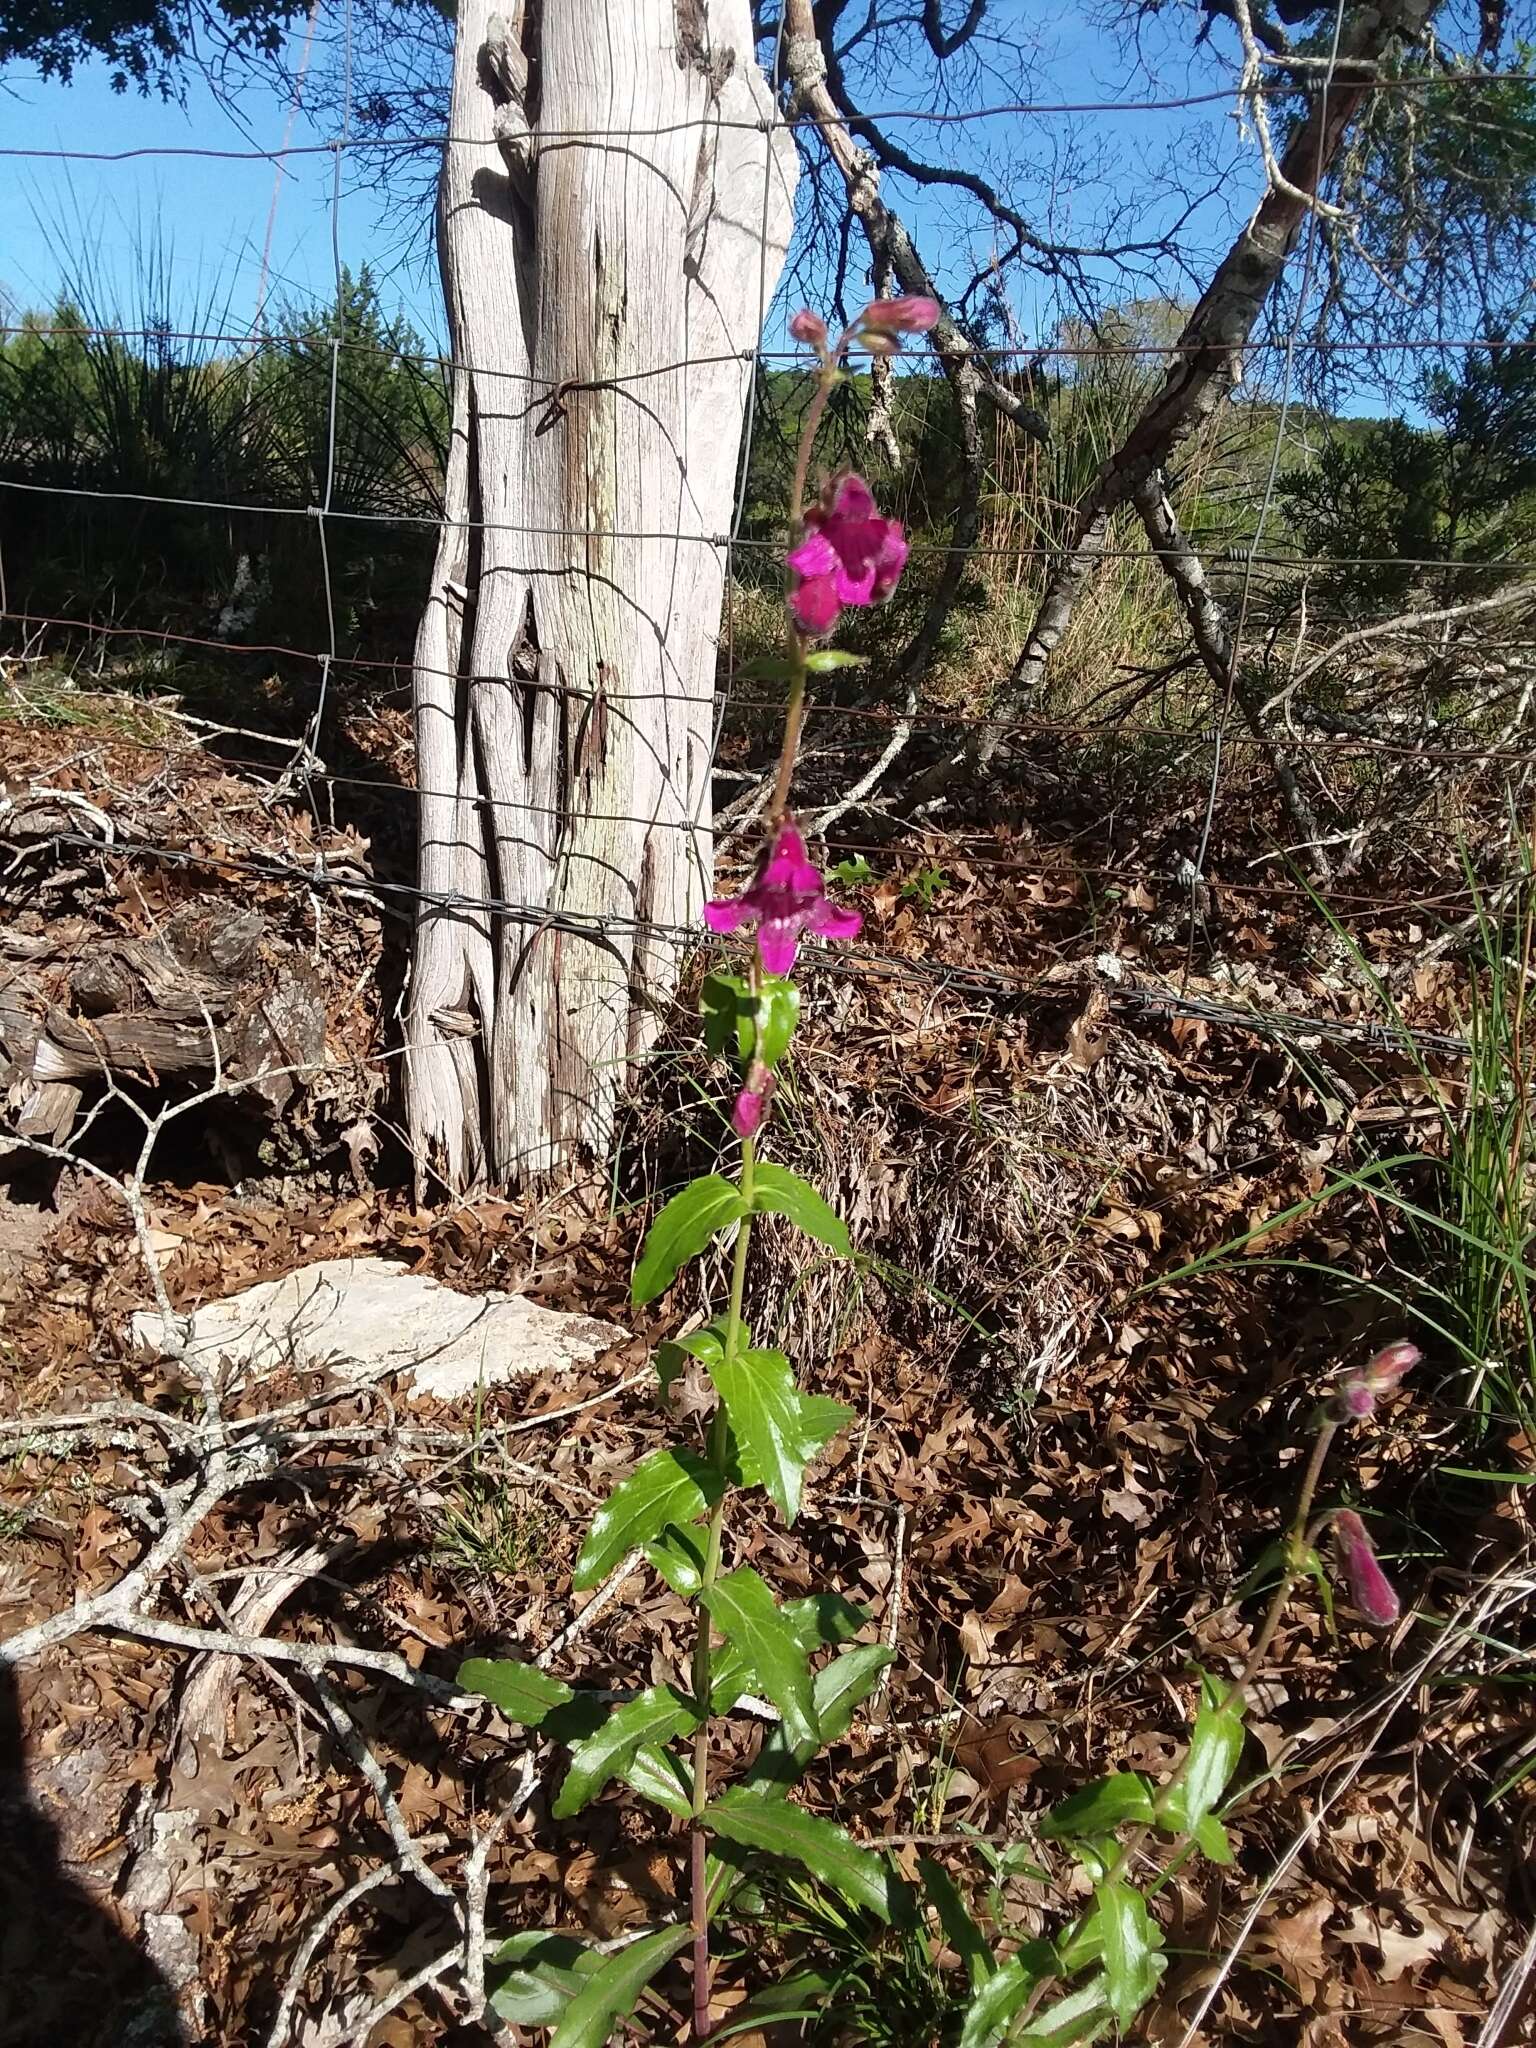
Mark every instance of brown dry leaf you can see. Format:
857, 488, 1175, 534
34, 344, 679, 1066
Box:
1335, 1904, 1447, 1983
1253, 1892, 1335, 1998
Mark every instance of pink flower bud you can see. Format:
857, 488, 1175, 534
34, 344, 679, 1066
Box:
731, 1087, 765, 1139
1333, 1510, 1400, 1626
789, 308, 829, 349
1333, 1337, 1420, 1422
1364, 1339, 1420, 1387
859, 294, 941, 335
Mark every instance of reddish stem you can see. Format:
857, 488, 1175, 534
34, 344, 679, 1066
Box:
690, 1823, 711, 2039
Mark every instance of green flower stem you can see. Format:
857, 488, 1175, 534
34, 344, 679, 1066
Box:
771, 351, 842, 821
688, 1135, 757, 2041
1229, 1413, 1337, 1702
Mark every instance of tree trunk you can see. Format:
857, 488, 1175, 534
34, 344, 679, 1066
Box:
406, 0, 796, 1194
1131, 472, 1333, 877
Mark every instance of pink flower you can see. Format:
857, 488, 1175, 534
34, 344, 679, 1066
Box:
1334, 1339, 1421, 1422
789, 308, 829, 350
703, 817, 862, 977
1333, 1511, 1400, 1626
858, 294, 941, 336
786, 473, 909, 636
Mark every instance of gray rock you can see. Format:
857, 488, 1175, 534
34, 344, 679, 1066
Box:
130, 1255, 626, 1402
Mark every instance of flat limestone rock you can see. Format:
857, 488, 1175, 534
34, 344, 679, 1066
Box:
131, 1255, 627, 1402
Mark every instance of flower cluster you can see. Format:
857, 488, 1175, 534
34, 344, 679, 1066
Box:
704, 817, 862, 1139
782, 293, 938, 638
788, 293, 940, 359
787, 473, 908, 635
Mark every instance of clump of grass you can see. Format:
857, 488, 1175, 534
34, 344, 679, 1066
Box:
432, 1475, 554, 1581
1149, 833, 1536, 1440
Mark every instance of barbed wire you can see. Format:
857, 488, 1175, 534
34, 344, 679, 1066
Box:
26, 825, 1486, 1063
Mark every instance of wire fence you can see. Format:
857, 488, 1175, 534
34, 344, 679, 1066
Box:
3, 33, 1533, 1126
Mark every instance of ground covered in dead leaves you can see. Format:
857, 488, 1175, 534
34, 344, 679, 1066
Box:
1, 685, 1533, 2048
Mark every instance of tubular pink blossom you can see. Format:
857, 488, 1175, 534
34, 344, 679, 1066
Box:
703, 816, 862, 980
1365, 1339, 1421, 1386
789, 308, 829, 350
1334, 1337, 1421, 1421
786, 473, 908, 637
859, 294, 941, 335
1333, 1510, 1400, 1626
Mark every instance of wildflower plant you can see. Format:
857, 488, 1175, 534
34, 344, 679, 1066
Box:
454, 292, 1425, 2047
456, 294, 933, 2045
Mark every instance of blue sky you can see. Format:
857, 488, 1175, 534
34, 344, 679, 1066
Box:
0, 41, 442, 342
0, 10, 1247, 360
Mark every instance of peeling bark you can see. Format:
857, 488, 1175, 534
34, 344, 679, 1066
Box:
407, 0, 796, 1193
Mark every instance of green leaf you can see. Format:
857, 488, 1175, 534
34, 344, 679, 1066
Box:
779, 1591, 870, 1647
735, 655, 798, 682
702, 973, 753, 1059
957, 1953, 1040, 2048
656, 1323, 728, 1404
804, 648, 867, 673
632, 1176, 746, 1305
1013, 1975, 1112, 2046
1096, 1880, 1162, 2030
755, 980, 801, 1069
745, 1644, 894, 1795
1173, 1691, 1245, 1834
707, 1789, 893, 1921
702, 1567, 817, 1749
1038, 1772, 1156, 1841
553, 1686, 699, 1819
794, 1393, 856, 1458
644, 1523, 708, 1598
1303, 1542, 1336, 1630
710, 1346, 811, 1523
810, 1642, 892, 1743
488, 1932, 599, 2026
1192, 1813, 1234, 1864
548, 1922, 692, 2048
920, 1858, 994, 1990
710, 1591, 869, 1716
748, 1162, 851, 1258
458, 1656, 573, 1727
574, 1448, 724, 1590
624, 1744, 694, 1822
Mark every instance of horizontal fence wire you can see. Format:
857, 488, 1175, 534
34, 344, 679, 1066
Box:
7, 716, 1499, 909
0, 69, 1528, 165
4, 473, 1536, 574
5, 607, 1536, 768
31, 826, 1485, 1061
5, 322, 1533, 374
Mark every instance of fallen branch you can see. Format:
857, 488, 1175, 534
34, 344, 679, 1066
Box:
0, 1449, 270, 1664
312, 1675, 454, 1901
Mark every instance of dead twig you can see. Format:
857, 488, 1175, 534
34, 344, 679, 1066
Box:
311, 1674, 454, 1901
